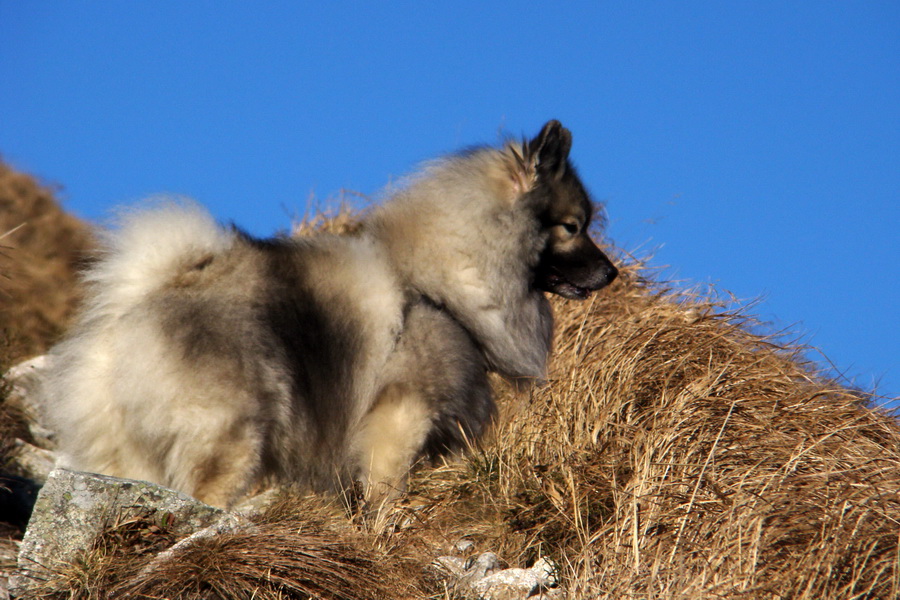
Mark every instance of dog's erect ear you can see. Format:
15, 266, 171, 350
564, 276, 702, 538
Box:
528, 120, 572, 180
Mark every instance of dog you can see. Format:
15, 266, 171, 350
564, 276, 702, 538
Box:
41, 120, 618, 511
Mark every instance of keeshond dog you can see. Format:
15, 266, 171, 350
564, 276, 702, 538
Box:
41, 121, 618, 512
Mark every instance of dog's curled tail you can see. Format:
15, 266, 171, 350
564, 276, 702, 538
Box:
83, 200, 234, 317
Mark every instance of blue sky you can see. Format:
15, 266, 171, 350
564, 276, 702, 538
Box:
1, 2, 898, 405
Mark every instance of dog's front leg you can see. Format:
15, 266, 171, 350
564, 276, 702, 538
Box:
354, 383, 432, 527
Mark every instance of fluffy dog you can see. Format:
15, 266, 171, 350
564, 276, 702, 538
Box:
41, 121, 618, 510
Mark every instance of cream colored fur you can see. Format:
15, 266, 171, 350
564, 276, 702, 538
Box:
368, 145, 553, 380
41, 122, 598, 512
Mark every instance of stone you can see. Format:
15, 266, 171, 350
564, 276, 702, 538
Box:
4, 355, 56, 450
8, 440, 55, 484
434, 552, 563, 599
10, 468, 223, 598
471, 557, 561, 599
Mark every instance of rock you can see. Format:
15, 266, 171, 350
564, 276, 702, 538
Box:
23, 424, 55, 451
434, 552, 562, 599
5, 357, 48, 413
471, 557, 561, 599
230, 486, 281, 517
8, 440, 55, 484
5, 356, 49, 395
4, 355, 56, 449
466, 552, 502, 583
10, 468, 223, 598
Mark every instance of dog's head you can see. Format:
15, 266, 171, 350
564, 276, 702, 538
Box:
369, 121, 617, 379
521, 121, 618, 300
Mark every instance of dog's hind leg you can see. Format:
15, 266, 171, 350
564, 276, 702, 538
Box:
354, 383, 432, 525
163, 413, 265, 509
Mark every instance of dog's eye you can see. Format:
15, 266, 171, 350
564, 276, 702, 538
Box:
561, 222, 579, 235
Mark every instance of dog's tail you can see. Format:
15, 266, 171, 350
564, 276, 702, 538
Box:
83, 200, 234, 317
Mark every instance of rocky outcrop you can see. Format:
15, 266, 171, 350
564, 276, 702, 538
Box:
11, 468, 224, 598
10, 465, 566, 599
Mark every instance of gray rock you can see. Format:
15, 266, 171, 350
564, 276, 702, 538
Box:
10, 468, 223, 598
434, 552, 563, 599
472, 557, 561, 599
5, 355, 49, 396
435, 551, 500, 584
4, 355, 57, 450
434, 554, 467, 578
5, 357, 50, 421
470, 552, 503, 582
230, 486, 281, 517
8, 440, 55, 484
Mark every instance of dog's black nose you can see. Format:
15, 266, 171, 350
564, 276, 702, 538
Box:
589, 263, 617, 291
605, 264, 619, 286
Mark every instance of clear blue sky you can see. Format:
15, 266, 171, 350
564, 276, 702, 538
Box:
1, 2, 898, 405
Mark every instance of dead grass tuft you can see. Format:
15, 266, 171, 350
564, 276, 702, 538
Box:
289, 192, 367, 237
0, 160, 94, 363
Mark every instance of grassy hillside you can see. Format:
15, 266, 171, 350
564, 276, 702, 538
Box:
2, 163, 899, 598
400, 272, 900, 597
0, 160, 94, 363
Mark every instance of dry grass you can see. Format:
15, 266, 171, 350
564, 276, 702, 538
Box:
289, 192, 367, 237
0, 160, 95, 363
396, 262, 900, 599
2, 163, 898, 598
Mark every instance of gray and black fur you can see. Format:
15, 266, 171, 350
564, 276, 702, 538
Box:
41, 120, 617, 511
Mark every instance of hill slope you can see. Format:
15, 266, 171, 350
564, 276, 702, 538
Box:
1, 162, 898, 598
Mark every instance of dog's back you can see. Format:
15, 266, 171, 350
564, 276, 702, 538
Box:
44, 202, 409, 506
